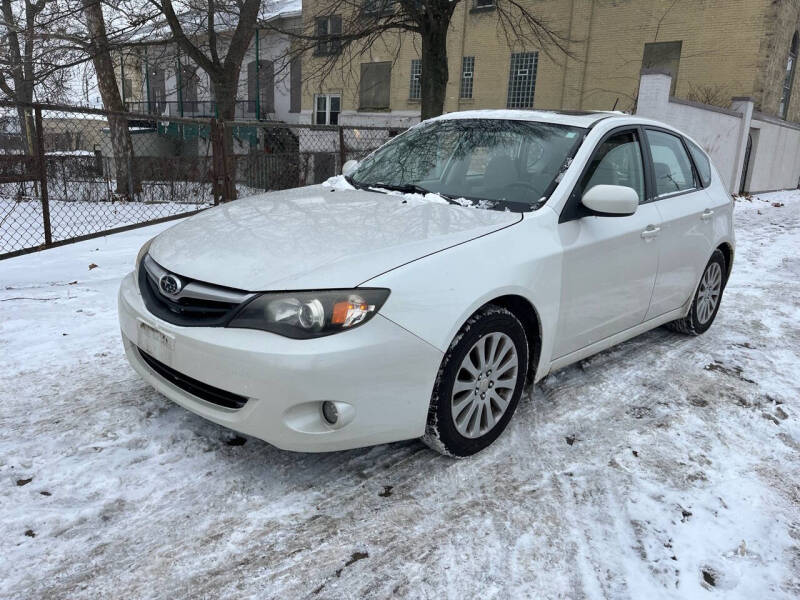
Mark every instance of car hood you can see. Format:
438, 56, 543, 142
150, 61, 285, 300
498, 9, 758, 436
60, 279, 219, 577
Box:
148, 185, 521, 291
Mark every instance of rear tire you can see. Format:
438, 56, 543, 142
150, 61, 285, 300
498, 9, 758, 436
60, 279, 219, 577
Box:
667, 249, 727, 336
422, 305, 528, 457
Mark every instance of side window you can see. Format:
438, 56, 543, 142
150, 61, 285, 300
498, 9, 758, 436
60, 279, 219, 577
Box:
685, 138, 712, 188
646, 129, 696, 196
580, 130, 645, 203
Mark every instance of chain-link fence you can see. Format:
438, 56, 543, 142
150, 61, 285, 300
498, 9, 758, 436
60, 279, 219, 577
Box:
0, 101, 403, 259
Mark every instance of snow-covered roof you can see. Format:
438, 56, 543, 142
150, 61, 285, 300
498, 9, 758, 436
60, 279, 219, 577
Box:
131, 0, 301, 42
260, 0, 301, 21
431, 109, 626, 129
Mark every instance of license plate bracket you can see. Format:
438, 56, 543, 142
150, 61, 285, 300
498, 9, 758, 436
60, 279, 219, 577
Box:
137, 319, 175, 364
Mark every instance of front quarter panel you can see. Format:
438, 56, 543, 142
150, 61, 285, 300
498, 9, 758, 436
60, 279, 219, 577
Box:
363, 208, 563, 382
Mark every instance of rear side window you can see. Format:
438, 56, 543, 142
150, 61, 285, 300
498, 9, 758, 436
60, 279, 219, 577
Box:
580, 130, 646, 203
685, 138, 712, 188
645, 129, 696, 196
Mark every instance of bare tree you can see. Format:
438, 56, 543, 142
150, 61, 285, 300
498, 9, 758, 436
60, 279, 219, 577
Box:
148, 0, 260, 123
686, 84, 731, 109
80, 0, 139, 197
0, 0, 78, 153
274, 0, 570, 120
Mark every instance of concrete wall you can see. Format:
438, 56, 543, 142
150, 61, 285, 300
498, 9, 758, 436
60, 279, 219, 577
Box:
746, 113, 800, 192
636, 72, 800, 194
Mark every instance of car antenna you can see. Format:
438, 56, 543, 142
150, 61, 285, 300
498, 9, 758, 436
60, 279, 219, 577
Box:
611, 97, 619, 111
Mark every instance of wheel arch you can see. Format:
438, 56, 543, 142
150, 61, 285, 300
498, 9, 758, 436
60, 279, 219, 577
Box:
482, 294, 542, 383
716, 242, 734, 281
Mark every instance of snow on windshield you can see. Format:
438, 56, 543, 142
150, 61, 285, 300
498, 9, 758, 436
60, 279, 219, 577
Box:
346, 118, 584, 211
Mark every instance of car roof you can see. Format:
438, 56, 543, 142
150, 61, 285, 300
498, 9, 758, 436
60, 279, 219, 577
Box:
429, 109, 628, 129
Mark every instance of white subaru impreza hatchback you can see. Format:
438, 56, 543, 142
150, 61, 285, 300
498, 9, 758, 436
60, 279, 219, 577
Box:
119, 110, 734, 456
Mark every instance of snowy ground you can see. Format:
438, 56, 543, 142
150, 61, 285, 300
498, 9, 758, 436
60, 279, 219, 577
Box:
1, 192, 799, 599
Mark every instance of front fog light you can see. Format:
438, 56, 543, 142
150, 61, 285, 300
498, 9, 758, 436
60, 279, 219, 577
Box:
322, 401, 339, 425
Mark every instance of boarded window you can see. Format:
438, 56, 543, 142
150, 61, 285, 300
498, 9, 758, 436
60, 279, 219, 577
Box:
360, 62, 391, 110
247, 59, 275, 117
409, 59, 421, 100
506, 52, 538, 108
642, 41, 682, 95
315, 15, 342, 56
290, 56, 302, 113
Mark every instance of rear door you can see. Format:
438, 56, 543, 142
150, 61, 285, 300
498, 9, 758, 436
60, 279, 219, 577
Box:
642, 128, 715, 319
553, 127, 661, 358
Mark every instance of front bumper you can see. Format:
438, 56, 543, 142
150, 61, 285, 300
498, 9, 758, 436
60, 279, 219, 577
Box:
118, 271, 443, 452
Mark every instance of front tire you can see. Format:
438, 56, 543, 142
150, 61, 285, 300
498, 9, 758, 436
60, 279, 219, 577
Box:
422, 305, 528, 457
667, 249, 727, 336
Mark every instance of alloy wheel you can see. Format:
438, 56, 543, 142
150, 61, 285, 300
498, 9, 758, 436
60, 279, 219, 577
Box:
450, 332, 519, 439
697, 261, 723, 324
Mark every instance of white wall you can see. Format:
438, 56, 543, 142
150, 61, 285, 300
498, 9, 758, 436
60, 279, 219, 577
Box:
636, 71, 800, 194
746, 114, 800, 192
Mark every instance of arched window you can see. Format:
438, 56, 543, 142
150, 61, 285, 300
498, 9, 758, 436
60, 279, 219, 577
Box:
779, 32, 798, 119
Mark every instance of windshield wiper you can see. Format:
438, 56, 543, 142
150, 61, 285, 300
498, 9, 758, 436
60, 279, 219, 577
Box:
365, 182, 459, 204
344, 174, 363, 189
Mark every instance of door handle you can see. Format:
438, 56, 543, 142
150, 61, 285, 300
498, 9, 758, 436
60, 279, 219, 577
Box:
641, 225, 661, 240
701, 209, 714, 221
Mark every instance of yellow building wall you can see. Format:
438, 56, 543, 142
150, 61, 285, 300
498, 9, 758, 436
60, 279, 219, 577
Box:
301, 0, 786, 119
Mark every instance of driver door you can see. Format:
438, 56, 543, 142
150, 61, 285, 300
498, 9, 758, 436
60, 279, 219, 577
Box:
553, 127, 661, 359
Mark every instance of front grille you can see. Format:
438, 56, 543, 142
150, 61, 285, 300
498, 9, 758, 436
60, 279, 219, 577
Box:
138, 348, 249, 409
138, 255, 253, 327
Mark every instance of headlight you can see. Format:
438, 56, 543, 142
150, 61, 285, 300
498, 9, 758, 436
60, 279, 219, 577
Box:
135, 237, 155, 270
228, 289, 390, 339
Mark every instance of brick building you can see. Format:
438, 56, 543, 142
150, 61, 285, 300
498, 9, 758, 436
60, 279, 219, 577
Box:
301, 0, 800, 127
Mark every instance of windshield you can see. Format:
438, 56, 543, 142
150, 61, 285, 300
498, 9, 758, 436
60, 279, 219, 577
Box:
349, 118, 585, 211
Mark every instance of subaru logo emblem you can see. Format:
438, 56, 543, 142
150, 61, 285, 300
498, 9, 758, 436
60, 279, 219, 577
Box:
159, 274, 181, 296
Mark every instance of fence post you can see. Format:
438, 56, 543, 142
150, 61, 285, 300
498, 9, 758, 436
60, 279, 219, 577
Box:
338, 126, 346, 171
34, 106, 52, 246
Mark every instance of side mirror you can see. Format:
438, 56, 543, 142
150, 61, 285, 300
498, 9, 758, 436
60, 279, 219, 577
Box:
581, 184, 639, 216
342, 159, 359, 176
